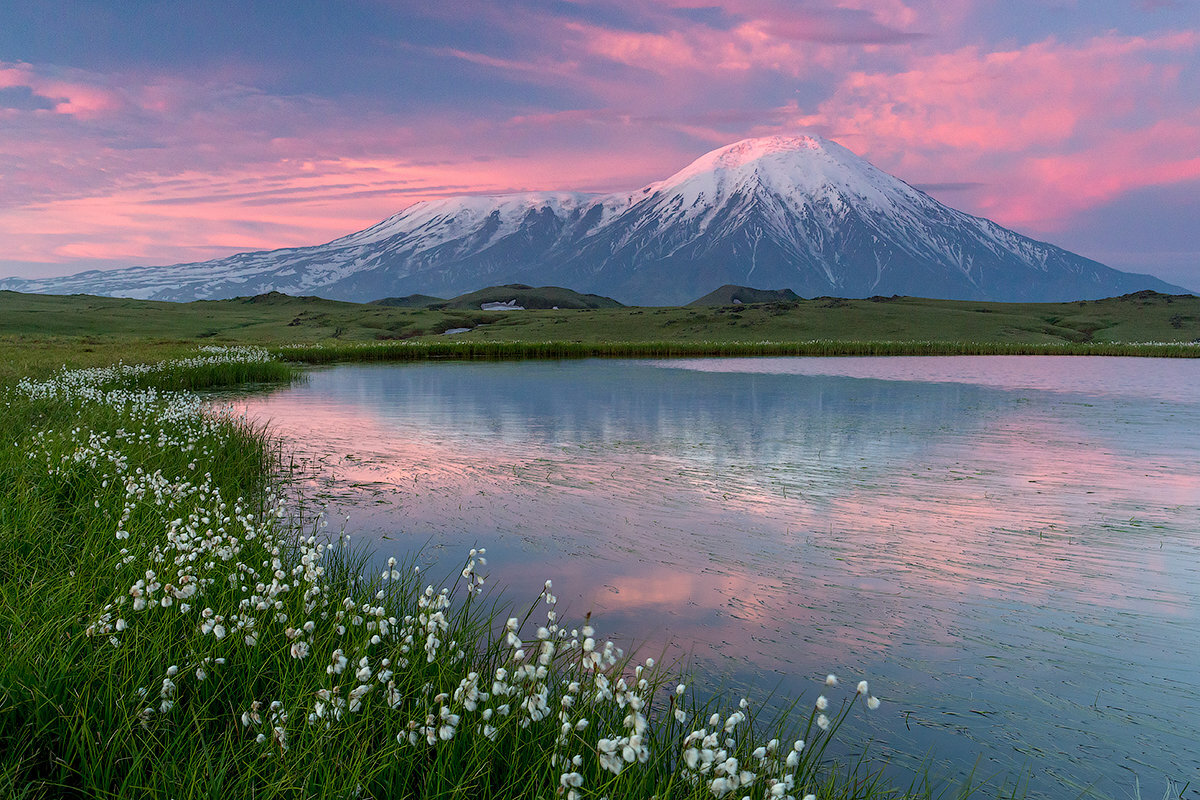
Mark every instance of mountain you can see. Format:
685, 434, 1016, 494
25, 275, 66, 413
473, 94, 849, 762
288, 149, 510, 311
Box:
3, 135, 1190, 304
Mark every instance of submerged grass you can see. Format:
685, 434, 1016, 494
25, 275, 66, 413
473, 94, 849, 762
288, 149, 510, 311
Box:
0, 347, 1029, 799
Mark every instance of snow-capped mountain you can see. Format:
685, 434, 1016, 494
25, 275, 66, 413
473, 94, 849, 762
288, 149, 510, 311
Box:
3, 135, 1189, 304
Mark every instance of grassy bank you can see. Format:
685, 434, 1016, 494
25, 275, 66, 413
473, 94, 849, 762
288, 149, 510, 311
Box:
268, 337, 1200, 365
0, 347, 1016, 799
2, 289, 1198, 384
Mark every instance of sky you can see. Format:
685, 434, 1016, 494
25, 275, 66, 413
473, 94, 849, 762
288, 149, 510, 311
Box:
1, 0, 1197, 289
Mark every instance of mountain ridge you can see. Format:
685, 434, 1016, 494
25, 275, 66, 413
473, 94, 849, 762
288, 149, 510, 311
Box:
3, 135, 1191, 303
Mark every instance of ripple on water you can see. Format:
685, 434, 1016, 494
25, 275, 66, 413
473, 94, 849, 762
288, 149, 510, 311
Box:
234, 357, 1200, 798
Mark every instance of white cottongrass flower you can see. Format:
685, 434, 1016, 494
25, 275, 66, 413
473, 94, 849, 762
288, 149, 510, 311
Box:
27, 355, 896, 794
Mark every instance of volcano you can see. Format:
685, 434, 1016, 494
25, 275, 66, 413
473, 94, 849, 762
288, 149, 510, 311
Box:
4, 135, 1188, 304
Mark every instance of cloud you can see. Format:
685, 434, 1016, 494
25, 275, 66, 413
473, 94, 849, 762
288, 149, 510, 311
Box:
0, 60, 685, 271
0, 62, 126, 119
911, 182, 986, 192
783, 31, 1200, 229
1, 4, 1198, 288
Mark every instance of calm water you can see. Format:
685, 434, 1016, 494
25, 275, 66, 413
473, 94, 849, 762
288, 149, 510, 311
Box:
236, 357, 1200, 797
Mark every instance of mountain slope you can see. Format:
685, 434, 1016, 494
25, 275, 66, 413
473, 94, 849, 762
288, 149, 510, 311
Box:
3, 135, 1190, 303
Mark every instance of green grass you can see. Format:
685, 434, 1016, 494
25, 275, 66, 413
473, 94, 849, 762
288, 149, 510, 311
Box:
2, 288, 1198, 385
0, 347, 1033, 799
266, 337, 1200, 367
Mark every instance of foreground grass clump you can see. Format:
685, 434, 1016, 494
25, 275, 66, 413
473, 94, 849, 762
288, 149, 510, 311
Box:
2, 348, 952, 800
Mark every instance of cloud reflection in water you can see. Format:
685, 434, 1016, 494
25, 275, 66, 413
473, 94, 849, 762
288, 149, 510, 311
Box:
236, 357, 1200, 796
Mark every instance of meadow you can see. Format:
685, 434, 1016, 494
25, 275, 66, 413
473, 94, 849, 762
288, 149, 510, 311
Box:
1, 289, 1197, 383
0, 343, 1033, 799
1, 288, 1194, 797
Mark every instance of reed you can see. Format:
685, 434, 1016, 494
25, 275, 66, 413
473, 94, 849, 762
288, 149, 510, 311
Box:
271, 338, 1200, 365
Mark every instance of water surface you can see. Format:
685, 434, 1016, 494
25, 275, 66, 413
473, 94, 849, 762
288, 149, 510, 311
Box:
237, 357, 1200, 797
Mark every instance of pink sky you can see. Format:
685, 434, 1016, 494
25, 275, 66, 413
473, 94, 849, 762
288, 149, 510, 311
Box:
1, 1, 1197, 287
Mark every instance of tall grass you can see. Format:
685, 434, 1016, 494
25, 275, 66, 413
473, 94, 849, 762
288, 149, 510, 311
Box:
0, 346, 1027, 799
272, 339, 1200, 365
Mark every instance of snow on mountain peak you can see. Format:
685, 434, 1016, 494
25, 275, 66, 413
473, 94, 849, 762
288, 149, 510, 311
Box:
331, 191, 603, 249
696, 135, 831, 169
628, 133, 916, 232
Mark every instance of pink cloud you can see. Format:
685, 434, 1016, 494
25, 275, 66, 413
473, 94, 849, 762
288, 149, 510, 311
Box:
2, 7, 1198, 281
564, 17, 835, 80
0, 62, 126, 119
0, 60, 685, 271
784, 31, 1200, 230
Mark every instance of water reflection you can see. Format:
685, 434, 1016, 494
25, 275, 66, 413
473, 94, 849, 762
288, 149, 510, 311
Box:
235, 358, 1200, 797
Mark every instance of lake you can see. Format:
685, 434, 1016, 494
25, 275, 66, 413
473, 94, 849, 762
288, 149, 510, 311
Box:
235, 356, 1200, 797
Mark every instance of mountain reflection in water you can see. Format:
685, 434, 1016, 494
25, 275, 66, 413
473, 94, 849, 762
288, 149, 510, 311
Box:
234, 357, 1200, 798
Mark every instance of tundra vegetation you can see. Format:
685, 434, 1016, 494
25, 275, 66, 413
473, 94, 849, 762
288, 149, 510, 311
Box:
3, 287, 1193, 797
0, 344, 1035, 799
1, 288, 1197, 383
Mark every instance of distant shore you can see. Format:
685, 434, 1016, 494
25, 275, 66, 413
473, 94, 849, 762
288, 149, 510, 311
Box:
2, 288, 1197, 382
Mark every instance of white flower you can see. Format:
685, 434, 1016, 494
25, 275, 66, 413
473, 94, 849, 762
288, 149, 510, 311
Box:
816, 714, 829, 731
856, 680, 869, 695
815, 695, 828, 711
867, 695, 881, 710
290, 641, 309, 659
710, 776, 732, 797
824, 674, 839, 687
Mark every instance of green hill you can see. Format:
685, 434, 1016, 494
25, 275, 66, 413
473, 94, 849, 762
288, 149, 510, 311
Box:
688, 285, 801, 306
429, 284, 624, 310
369, 293, 445, 307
